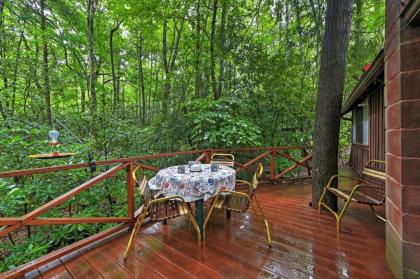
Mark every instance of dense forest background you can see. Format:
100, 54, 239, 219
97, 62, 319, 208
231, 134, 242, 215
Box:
1, 0, 384, 271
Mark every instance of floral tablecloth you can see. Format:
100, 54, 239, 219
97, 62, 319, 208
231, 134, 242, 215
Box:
148, 164, 236, 202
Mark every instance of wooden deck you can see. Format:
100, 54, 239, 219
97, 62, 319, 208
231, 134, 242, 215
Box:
21, 179, 391, 279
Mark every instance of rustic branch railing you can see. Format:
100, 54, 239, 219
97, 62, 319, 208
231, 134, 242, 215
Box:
0, 146, 311, 278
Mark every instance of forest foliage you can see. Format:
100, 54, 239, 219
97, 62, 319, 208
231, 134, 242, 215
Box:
0, 0, 384, 272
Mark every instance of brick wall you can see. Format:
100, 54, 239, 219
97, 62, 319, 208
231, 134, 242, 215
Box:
385, 0, 420, 278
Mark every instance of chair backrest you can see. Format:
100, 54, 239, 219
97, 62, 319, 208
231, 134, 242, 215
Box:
362, 160, 386, 183
361, 160, 386, 203
132, 165, 154, 204
249, 163, 264, 198
210, 153, 235, 168
148, 197, 190, 221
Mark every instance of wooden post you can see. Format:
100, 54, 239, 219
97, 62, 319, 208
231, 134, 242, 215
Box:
270, 149, 276, 182
205, 149, 212, 164
303, 148, 311, 176
126, 162, 135, 223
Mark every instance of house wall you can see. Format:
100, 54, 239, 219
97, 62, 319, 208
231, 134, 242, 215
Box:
349, 85, 385, 174
369, 85, 386, 170
385, 0, 420, 277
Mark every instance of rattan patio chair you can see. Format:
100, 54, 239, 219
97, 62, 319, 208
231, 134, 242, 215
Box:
318, 160, 386, 232
124, 165, 201, 260
210, 153, 235, 167
203, 163, 272, 247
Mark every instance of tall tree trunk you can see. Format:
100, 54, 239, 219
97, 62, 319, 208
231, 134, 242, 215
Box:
312, 0, 354, 209
285, 1, 290, 64
10, 32, 23, 116
217, 0, 227, 98
162, 20, 183, 117
110, 21, 121, 114
40, 0, 52, 125
87, 0, 96, 115
210, 0, 218, 100
353, 0, 362, 63
0, 0, 7, 121
136, 35, 146, 124
194, 0, 201, 98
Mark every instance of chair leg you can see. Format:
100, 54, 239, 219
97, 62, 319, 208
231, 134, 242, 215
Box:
252, 195, 272, 247
185, 206, 202, 246
336, 197, 353, 233
124, 210, 147, 260
203, 196, 219, 241
318, 187, 328, 213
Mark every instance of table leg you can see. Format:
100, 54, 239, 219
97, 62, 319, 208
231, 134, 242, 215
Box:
195, 199, 204, 236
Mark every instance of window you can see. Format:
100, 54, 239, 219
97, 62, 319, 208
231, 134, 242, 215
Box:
352, 101, 368, 145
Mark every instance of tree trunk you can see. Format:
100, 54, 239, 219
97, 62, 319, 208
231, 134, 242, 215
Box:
11, 32, 23, 116
217, 0, 227, 98
194, 0, 201, 98
87, 0, 96, 115
137, 35, 146, 124
210, 0, 218, 100
40, 0, 52, 126
162, 19, 183, 117
110, 21, 121, 114
0, 0, 7, 121
312, 0, 354, 210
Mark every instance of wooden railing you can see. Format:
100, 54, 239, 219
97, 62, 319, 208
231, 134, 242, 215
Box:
0, 146, 311, 278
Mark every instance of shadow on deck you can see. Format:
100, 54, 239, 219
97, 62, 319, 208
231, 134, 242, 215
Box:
23, 180, 391, 279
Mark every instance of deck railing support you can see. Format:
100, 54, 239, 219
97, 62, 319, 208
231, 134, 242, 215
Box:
270, 149, 276, 181
126, 162, 135, 224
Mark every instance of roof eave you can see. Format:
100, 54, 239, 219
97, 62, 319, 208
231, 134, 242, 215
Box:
341, 49, 384, 115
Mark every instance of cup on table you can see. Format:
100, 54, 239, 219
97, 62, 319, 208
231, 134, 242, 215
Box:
188, 161, 200, 168
211, 162, 219, 172
178, 165, 186, 174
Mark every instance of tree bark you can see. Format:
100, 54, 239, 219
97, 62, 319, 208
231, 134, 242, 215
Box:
312, 0, 354, 210
194, 0, 201, 98
0, 0, 7, 121
87, 0, 96, 115
40, 0, 52, 125
110, 20, 122, 114
11, 32, 23, 116
162, 19, 183, 117
136, 35, 146, 124
217, 0, 227, 99
210, 0, 218, 100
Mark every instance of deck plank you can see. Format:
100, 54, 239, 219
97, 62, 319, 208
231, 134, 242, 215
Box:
37, 260, 73, 279
99, 237, 164, 279
64, 256, 103, 279
83, 247, 135, 279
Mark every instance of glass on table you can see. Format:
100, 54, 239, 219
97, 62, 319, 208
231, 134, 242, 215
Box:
211, 162, 219, 172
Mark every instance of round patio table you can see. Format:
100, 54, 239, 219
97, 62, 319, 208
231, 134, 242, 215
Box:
148, 164, 236, 234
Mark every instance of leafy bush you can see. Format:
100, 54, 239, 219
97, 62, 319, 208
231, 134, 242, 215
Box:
185, 97, 261, 148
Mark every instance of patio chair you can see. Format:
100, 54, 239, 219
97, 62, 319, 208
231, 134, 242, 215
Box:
210, 153, 235, 167
203, 163, 272, 247
124, 165, 201, 260
318, 160, 386, 233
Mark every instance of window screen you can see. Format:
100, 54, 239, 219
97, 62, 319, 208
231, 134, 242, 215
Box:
352, 102, 368, 145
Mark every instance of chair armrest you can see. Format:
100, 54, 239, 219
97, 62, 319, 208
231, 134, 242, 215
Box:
236, 179, 251, 186
325, 175, 362, 189
352, 183, 383, 191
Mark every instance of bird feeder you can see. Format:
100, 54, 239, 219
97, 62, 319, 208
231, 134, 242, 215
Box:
28, 129, 75, 159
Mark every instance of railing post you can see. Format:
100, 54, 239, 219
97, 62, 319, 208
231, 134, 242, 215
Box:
127, 162, 135, 223
303, 147, 311, 177
270, 148, 276, 182
205, 149, 212, 164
